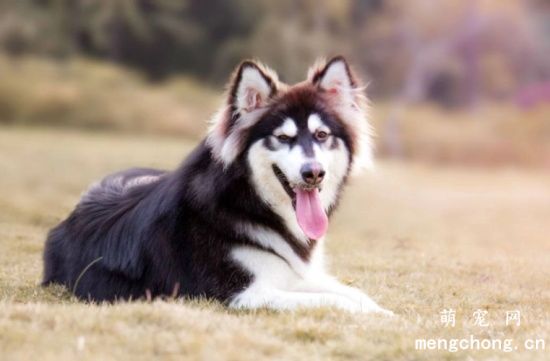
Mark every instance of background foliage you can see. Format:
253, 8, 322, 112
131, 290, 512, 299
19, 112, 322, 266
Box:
1, 0, 548, 103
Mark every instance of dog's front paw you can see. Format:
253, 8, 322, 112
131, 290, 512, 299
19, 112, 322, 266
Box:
371, 305, 395, 316
356, 294, 393, 315
323, 294, 365, 313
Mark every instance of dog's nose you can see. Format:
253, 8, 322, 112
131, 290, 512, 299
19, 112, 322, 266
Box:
300, 162, 325, 185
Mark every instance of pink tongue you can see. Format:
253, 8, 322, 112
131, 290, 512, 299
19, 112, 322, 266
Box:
295, 188, 328, 240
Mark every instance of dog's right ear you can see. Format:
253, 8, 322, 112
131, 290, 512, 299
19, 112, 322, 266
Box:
228, 60, 278, 114
208, 60, 279, 167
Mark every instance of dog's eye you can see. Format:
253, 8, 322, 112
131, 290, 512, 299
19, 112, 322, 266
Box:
276, 134, 292, 143
315, 130, 329, 142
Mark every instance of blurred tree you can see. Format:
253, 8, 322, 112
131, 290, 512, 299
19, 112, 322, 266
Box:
72, 0, 206, 79
0, 0, 547, 96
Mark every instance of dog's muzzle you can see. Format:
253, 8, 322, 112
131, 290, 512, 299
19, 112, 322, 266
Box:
300, 162, 325, 186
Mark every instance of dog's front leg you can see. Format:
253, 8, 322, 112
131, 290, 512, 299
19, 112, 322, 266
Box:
229, 286, 364, 313
295, 274, 393, 315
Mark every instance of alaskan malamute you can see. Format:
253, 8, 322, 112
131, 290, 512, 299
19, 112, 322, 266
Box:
43, 56, 391, 314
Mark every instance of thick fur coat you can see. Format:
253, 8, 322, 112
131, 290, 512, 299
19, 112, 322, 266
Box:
42, 56, 391, 314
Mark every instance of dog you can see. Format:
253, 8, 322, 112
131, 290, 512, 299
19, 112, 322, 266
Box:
42, 56, 391, 314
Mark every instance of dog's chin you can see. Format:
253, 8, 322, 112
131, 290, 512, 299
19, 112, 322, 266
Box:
271, 165, 321, 208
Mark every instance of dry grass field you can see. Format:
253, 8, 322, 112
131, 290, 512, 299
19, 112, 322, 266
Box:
0, 126, 549, 361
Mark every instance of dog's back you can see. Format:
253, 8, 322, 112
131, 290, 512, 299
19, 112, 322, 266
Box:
42, 167, 167, 300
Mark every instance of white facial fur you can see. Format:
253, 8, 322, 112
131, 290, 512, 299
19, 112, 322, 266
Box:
247, 140, 307, 242
307, 113, 325, 133
246, 113, 349, 240
274, 118, 298, 138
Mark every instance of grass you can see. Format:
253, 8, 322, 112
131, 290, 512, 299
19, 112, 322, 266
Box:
0, 126, 549, 361
371, 103, 550, 168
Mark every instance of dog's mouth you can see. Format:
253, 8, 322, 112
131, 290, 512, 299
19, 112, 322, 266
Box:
272, 165, 296, 202
272, 165, 321, 199
272, 165, 328, 240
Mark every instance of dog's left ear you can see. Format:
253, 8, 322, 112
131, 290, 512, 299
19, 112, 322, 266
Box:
309, 56, 357, 103
309, 56, 374, 172
229, 60, 278, 113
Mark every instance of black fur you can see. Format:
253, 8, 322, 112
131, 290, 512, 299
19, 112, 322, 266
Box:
43, 88, 353, 303
42, 140, 294, 302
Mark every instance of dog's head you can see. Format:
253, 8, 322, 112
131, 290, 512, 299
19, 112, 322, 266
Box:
207, 56, 372, 240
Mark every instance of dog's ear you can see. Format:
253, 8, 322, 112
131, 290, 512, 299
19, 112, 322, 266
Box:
309, 56, 357, 103
309, 56, 373, 173
229, 60, 277, 113
208, 60, 278, 166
